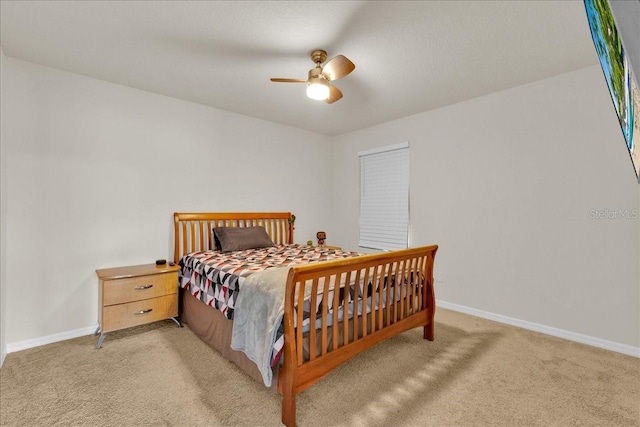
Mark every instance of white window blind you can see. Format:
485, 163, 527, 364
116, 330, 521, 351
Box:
358, 142, 409, 251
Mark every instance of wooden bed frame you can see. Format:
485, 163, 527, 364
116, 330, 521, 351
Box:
173, 212, 438, 427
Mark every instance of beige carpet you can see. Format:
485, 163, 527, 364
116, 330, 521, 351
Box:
1, 308, 638, 427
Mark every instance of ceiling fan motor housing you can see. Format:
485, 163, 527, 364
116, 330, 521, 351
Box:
310, 49, 328, 65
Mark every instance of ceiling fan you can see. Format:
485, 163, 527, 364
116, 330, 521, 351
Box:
270, 49, 355, 104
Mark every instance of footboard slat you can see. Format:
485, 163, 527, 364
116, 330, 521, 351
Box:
309, 278, 318, 362
378, 263, 398, 328
341, 271, 351, 348
280, 245, 438, 427
295, 283, 305, 366
400, 261, 407, 323
361, 266, 370, 338
321, 274, 331, 356
352, 268, 361, 343
332, 272, 342, 352
370, 264, 379, 334
407, 258, 414, 315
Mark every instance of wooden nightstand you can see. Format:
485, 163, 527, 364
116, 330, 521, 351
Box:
95, 263, 181, 348
319, 245, 341, 250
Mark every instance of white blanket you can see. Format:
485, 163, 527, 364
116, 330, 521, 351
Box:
230, 266, 291, 387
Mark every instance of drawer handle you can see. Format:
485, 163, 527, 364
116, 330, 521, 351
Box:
134, 284, 154, 290
134, 309, 153, 315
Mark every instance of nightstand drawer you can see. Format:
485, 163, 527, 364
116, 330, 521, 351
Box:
103, 272, 177, 306
101, 294, 178, 332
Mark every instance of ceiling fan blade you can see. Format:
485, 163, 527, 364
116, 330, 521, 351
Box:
325, 85, 343, 104
322, 55, 355, 81
270, 78, 306, 83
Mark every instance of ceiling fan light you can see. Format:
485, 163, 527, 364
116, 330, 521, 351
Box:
307, 77, 330, 100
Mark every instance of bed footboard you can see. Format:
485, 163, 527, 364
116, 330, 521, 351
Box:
278, 245, 438, 427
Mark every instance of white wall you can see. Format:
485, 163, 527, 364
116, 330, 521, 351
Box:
2, 56, 333, 346
1, 49, 7, 364
331, 65, 639, 350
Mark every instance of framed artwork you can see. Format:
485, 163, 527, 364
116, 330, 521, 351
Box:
584, 0, 639, 183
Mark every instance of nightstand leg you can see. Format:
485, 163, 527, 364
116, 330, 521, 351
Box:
96, 333, 107, 349
171, 316, 183, 328
94, 325, 101, 335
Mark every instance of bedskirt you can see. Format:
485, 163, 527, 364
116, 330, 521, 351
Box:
181, 288, 280, 392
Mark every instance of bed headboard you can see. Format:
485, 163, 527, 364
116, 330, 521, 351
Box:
173, 212, 295, 263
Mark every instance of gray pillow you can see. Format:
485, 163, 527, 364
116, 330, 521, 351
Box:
213, 226, 275, 252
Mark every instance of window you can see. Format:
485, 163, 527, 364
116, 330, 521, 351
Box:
358, 142, 409, 251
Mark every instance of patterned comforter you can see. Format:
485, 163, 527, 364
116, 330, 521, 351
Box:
179, 244, 364, 366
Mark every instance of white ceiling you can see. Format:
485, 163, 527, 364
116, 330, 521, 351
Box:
0, 1, 598, 136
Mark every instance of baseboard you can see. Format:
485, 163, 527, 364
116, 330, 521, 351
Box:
1, 344, 6, 367
438, 300, 640, 358
5, 324, 98, 354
